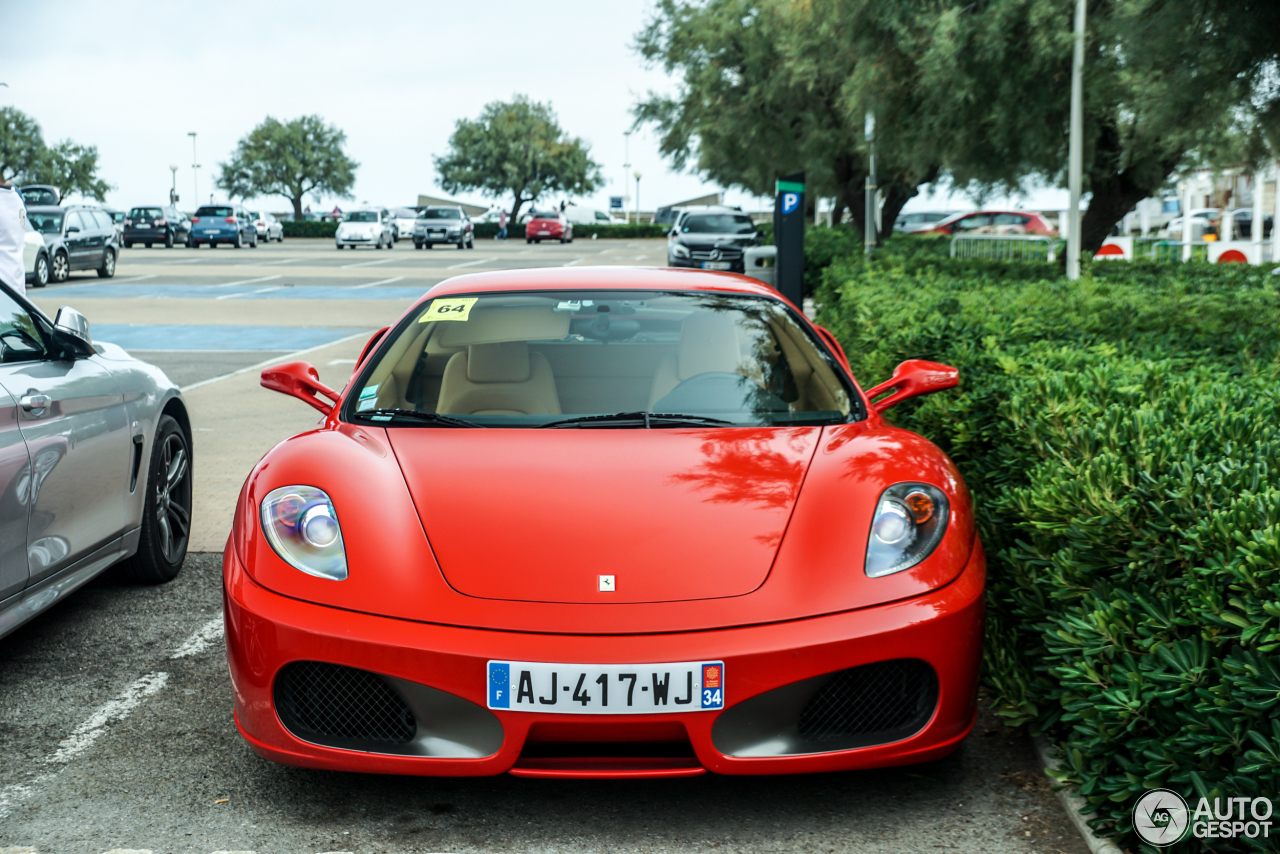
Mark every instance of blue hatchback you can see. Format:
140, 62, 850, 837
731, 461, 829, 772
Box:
189, 204, 258, 248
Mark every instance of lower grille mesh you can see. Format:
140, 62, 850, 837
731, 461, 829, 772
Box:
275, 662, 415, 744
797, 659, 937, 742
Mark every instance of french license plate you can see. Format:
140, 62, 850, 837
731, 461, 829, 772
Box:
702, 261, 732, 270
487, 660, 725, 714
205, 229, 218, 234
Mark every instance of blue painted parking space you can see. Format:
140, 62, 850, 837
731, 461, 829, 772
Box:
94, 324, 367, 351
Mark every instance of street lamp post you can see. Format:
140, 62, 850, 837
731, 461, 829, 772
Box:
623, 131, 632, 224
1066, 0, 1086, 280
634, 171, 642, 225
864, 111, 876, 258
187, 132, 200, 208
169, 164, 179, 205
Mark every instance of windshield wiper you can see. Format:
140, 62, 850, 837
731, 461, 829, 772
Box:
354, 408, 482, 428
539, 411, 735, 429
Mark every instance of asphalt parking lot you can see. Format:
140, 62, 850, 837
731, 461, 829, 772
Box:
0, 238, 1087, 854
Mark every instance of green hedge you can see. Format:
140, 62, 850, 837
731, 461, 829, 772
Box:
815, 256, 1280, 852
281, 221, 338, 238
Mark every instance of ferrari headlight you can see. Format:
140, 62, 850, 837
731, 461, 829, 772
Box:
865, 483, 948, 577
673, 243, 691, 259
261, 485, 348, 580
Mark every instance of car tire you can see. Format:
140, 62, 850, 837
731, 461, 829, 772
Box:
119, 414, 191, 585
32, 253, 49, 288
165, 232, 174, 249
233, 232, 243, 249
97, 248, 116, 279
414, 241, 422, 250
425, 243, 432, 250
51, 251, 69, 283
526, 238, 533, 244
560, 237, 567, 244
124, 240, 133, 249
467, 234, 475, 249
145, 242, 153, 249
251, 234, 258, 248
386, 235, 394, 249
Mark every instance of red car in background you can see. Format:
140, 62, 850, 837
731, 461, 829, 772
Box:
227, 267, 984, 779
526, 210, 573, 244
924, 210, 1055, 236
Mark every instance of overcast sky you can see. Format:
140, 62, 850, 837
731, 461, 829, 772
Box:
3, 2, 1064, 217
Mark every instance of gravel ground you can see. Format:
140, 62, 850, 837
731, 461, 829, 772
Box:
0, 553, 1087, 854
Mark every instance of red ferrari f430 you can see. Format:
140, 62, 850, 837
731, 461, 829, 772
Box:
223, 266, 984, 779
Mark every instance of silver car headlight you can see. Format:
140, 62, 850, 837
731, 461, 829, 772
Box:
865, 483, 949, 577
673, 243, 691, 259
261, 485, 348, 580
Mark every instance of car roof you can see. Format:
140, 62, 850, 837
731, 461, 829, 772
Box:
421, 266, 785, 307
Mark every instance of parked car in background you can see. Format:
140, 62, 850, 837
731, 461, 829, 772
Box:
0, 290, 192, 641
23, 224, 50, 288
894, 211, 953, 233
18, 185, 60, 206
413, 207, 474, 249
666, 208, 759, 273
26, 205, 119, 280
190, 204, 258, 249
247, 210, 284, 243
652, 205, 687, 227
336, 209, 395, 250
124, 205, 191, 248
103, 208, 126, 242
564, 206, 624, 227
389, 208, 419, 241
1223, 208, 1274, 239
1158, 209, 1220, 240
525, 210, 573, 244
925, 210, 1056, 236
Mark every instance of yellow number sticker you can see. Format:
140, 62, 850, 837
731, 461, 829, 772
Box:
420, 297, 478, 323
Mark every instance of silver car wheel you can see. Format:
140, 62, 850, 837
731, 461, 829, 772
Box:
154, 433, 191, 565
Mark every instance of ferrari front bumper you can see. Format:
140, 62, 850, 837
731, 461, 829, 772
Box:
223, 541, 984, 778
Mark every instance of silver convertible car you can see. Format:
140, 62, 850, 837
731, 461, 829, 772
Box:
0, 283, 192, 640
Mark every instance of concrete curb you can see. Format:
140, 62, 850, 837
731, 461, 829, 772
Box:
1034, 736, 1128, 854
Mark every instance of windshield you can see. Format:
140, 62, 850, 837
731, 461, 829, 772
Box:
129, 208, 163, 219
345, 211, 379, 222
422, 208, 461, 219
28, 212, 64, 234
681, 214, 755, 235
346, 290, 855, 428
20, 187, 58, 206
196, 206, 233, 217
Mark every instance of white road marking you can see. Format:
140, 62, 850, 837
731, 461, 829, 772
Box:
340, 256, 398, 269
257, 257, 301, 265
562, 257, 586, 267
213, 274, 281, 288
171, 616, 225, 659
47, 673, 170, 764
214, 286, 283, 300
110, 275, 158, 284
179, 331, 370, 393
350, 276, 404, 289
446, 257, 495, 269
163, 257, 208, 264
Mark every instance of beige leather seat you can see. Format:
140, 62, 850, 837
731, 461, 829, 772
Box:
648, 311, 741, 408
437, 341, 562, 416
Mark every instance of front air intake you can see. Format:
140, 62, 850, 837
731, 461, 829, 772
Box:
275, 661, 415, 746
797, 659, 937, 742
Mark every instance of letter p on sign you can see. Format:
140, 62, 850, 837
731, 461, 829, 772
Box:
782, 193, 800, 215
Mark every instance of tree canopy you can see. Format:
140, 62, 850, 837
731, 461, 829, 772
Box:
217, 116, 358, 218
0, 106, 111, 200
434, 96, 602, 222
634, 0, 1280, 255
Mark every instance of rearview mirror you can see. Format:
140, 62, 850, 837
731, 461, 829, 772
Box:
261, 361, 341, 415
865, 360, 959, 413
52, 306, 94, 360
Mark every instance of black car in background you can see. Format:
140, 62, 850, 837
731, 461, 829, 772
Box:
26, 205, 120, 281
124, 205, 191, 248
665, 208, 759, 274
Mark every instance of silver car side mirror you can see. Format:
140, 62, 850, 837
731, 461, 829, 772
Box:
54, 306, 92, 346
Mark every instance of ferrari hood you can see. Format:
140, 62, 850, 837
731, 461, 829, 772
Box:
388, 427, 821, 604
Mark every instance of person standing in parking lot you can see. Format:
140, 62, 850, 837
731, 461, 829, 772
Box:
0, 179, 27, 296
497, 208, 508, 241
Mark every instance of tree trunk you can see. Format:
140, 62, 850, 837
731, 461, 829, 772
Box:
1079, 122, 1184, 256
292, 196, 304, 220
509, 194, 527, 224
877, 167, 940, 247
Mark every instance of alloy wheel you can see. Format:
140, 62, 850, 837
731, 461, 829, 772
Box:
153, 433, 191, 565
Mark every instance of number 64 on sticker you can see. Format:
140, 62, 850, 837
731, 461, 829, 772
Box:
420, 297, 477, 322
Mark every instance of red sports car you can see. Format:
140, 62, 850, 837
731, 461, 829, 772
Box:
224, 267, 984, 779
525, 210, 573, 244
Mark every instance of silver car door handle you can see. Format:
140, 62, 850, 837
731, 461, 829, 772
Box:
21, 394, 50, 414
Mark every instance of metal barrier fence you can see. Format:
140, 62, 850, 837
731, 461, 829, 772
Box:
1141, 240, 1209, 262
949, 234, 1060, 262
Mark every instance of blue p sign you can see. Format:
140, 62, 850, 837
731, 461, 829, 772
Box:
782, 192, 800, 215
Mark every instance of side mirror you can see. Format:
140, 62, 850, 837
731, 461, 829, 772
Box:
65, 225, 80, 234
261, 361, 341, 415
865, 359, 959, 413
52, 306, 94, 360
